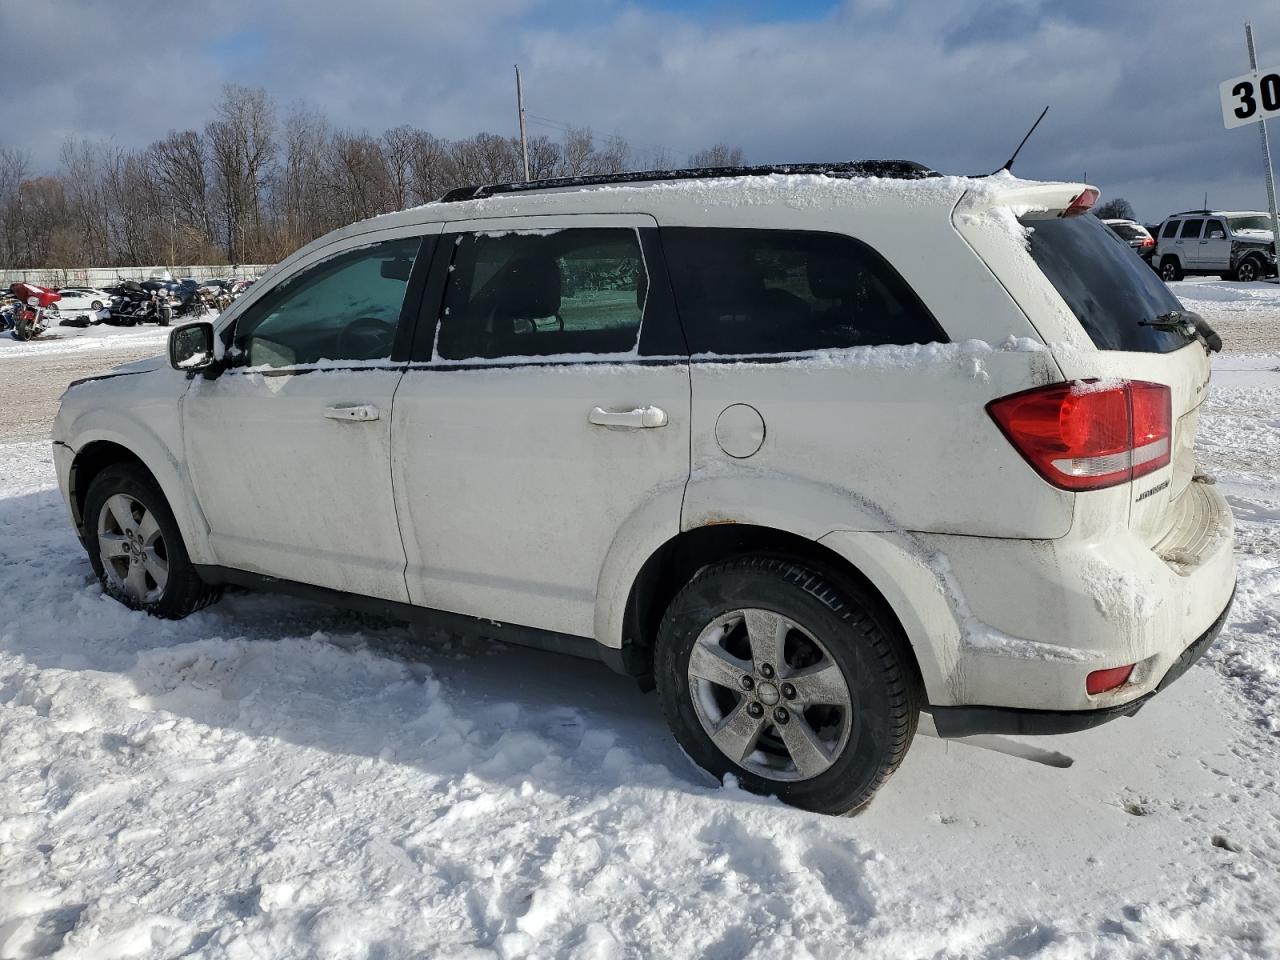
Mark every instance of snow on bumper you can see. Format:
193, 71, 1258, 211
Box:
820, 481, 1236, 721
916, 481, 1236, 716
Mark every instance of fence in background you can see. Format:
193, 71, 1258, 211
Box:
2, 264, 273, 288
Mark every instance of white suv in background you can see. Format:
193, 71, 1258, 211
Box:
1153, 209, 1278, 282
53, 164, 1236, 814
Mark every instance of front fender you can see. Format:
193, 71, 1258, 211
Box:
64, 403, 212, 565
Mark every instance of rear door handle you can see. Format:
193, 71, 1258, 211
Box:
324, 403, 380, 422
588, 405, 668, 429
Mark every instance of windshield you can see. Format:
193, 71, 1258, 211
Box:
1021, 215, 1189, 353
1228, 215, 1272, 233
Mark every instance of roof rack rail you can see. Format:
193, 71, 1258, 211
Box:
1170, 209, 1215, 216
439, 160, 938, 203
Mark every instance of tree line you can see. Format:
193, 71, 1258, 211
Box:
0, 85, 745, 271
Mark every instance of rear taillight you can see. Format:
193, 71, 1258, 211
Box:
1061, 188, 1099, 218
987, 380, 1172, 491
1141, 236, 1155, 248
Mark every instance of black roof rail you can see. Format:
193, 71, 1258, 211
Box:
439, 160, 938, 203
1169, 209, 1215, 216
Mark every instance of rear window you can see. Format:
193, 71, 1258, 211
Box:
1021, 215, 1189, 353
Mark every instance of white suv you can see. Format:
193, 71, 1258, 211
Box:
52, 163, 1236, 814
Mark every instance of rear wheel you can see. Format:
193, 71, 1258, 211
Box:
1159, 257, 1183, 282
84, 464, 221, 618
655, 557, 920, 815
1234, 255, 1263, 283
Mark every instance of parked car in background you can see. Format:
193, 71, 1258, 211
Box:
54, 165, 1234, 815
56, 287, 111, 313
1102, 219, 1156, 264
1153, 210, 1277, 282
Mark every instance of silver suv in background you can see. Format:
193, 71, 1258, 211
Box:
1153, 210, 1277, 282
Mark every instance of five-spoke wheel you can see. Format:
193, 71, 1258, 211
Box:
687, 608, 852, 782
657, 557, 920, 815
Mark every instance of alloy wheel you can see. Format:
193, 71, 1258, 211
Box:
97, 493, 168, 603
687, 608, 853, 782
1239, 260, 1258, 282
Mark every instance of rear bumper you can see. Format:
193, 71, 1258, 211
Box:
929, 584, 1234, 737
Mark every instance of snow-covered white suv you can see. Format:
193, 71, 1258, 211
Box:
53, 163, 1236, 814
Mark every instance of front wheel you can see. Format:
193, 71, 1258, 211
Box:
1234, 255, 1263, 283
84, 463, 221, 618
656, 557, 920, 815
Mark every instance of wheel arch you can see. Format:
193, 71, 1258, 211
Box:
68, 430, 211, 563
611, 522, 934, 700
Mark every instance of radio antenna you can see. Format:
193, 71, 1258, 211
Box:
993, 105, 1049, 175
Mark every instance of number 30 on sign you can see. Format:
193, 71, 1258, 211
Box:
1221, 69, 1280, 129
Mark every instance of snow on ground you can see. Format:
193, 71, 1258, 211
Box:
1, 282, 1279, 958
0, 321, 174, 359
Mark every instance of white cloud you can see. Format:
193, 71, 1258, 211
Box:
3, 0, 1280, 220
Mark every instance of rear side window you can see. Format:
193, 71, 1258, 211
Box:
1021, 215, 1188, 353
1179, 219, 1204, 239
1160, 221, 1179, 238
437, 228, 648, 360
661, 228, 945, 355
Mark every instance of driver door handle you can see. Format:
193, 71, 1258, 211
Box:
324, 403, 380, 422
588, 405, 668, 429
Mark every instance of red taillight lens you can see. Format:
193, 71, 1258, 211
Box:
1086, 663, 1135, 695
1061, 188, 1099, 218
987, 380, 1171, 491
1141, 236, 1155, 248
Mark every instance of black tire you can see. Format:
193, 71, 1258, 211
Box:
1159, 257, 1183, 282
1234, 255, 1263, 283
656, 557, 921, 815
83, 463, 221, 619
91, 300, 103, 310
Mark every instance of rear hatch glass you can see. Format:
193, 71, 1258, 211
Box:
1020, 214, 1188, 353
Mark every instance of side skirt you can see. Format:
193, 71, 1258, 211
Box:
193, 564, 632, 671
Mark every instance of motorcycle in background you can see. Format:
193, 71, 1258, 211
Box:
7, 283, 61, 341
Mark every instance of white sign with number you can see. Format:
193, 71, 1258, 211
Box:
1221, 68, 1280, 128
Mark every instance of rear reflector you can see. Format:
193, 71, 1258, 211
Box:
987, 380, 1172, 491
1062, 188, 1100, 218
1086, 663, 1135, 695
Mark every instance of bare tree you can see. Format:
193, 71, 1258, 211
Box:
1093, 197, 1137, 221
688, 143, 745, 168
207, 85, 276, 262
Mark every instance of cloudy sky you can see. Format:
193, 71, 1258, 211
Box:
5, 0, 1280, 221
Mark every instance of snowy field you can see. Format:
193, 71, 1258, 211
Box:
1, 282, 1278, 958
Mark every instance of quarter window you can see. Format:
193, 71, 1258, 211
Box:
661, 227, 945, 355
437, 228, 648, 360
1160, 220, 1180, 239
1179, 219, 1205, 239
233, 236, 420, 368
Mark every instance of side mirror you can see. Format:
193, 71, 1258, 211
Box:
169, 321, 216, 374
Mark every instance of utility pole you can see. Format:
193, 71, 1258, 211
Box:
1246, 22, 1280, 261
515, 64, 531, 182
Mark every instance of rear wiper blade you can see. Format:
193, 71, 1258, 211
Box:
1138, 310, 1192, 330
1139, 309, 1222, 353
